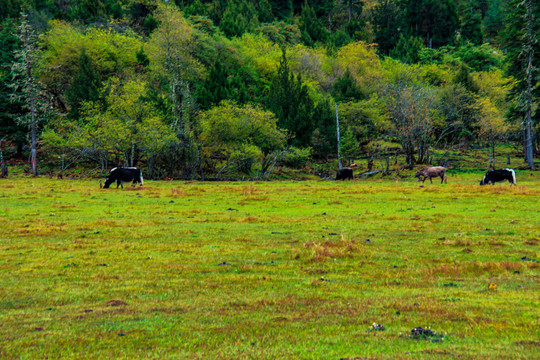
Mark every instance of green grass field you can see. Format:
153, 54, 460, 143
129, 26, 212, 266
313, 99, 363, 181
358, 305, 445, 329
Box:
1, 172, 539, 359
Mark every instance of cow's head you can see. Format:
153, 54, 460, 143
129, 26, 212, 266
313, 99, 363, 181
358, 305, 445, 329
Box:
103, 168, 117, 189
414, 171, 422, 178
103, 176, 113, 188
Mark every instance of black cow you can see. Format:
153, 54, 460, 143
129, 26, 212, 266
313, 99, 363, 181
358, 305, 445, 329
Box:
335, 164, 358, 181
103, 167, 144, 189
479, 168, 516, 186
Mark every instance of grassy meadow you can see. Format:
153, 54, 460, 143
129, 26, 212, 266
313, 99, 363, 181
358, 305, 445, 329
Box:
0, 172, 539, 359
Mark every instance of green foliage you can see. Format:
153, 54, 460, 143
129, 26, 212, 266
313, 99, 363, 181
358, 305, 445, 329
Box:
66, 48, 101, 119
265, 49, 315, 147
371, 0, 402, 55
219, 0, 259, 38
418, 43, 505, 72
255, 21, 301, 46
332, 68, 362, 101
196, 51, 262, 110
1, 0, 535, 176
401, 0, 459, 48
0, 18, 26, 150
298, 2, 328, 47
229, 143, 262, 174
339, 128, 358, 157
40, 20, 144, 112
310, 98, 335, 160
269, 0, 292, 20
460, 4, 484, 45
390, 34, 424, 64
200, 100, 285, 155
338, 95, 391, 142
434, 84, 479, 144
279, 146, 311, 169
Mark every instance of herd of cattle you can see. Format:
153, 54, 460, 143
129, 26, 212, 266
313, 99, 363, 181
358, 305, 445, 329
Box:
100, 166, 517, 188
333, 165, 516, 185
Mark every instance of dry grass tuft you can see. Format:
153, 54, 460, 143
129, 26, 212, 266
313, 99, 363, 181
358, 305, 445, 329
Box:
105, 299, 128, 307
304, 239, 359, 262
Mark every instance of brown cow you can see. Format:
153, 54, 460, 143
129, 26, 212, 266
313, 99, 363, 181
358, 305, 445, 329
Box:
415, 166, 447, 184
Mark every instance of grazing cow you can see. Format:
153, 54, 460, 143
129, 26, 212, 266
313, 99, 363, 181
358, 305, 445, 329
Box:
479, 168, 516, 185
103, 167, 143, 189
415, 166, 447, 184
336, 163, 358, 181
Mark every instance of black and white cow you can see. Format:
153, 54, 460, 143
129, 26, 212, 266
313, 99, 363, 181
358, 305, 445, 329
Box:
103, 167, 144, 189
479, 168, 516, 186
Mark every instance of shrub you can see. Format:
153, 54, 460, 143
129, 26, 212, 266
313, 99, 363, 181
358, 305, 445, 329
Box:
280, 147, 312, 169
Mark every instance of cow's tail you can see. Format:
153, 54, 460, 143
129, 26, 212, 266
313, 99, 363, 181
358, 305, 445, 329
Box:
139, 171, 144, 186
509, 168, 516, 185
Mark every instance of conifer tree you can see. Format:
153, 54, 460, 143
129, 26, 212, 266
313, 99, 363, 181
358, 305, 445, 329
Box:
265, 49, 315, 147
461, 4, 483, 45
67, 48, 101, 119
371, 0, 402, 55
502, 0, 539, 166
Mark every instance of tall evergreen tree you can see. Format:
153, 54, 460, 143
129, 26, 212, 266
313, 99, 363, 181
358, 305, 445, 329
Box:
197, 60, 231, 110
311, 98, 336, 160
66, 48, 101, 119
390, 34, 424, 63
461, 3, 484, 45
220, 0, 259, 38
502, 0, 539, 166
332, 68, 362, 101
269, 0, 292, 20
298, 2, 328, 46
371, 0, 402, 55
265, 49, 315, 147
401, 0, 459, 48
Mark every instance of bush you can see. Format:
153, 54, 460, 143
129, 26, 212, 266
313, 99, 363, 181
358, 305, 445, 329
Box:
230, 144, 262, 174
280, 147, 312, 169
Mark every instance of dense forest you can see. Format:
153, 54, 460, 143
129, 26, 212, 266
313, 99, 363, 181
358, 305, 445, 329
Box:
0, 0, 538, 179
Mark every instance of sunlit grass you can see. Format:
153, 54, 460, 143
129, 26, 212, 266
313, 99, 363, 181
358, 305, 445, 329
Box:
0, 172, 539, 359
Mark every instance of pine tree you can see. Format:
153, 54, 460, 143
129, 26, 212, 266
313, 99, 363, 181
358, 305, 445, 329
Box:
311, 98, 335, 160
332, 68, 362, 101
400, 0, 459, 48
502, 0, 539, 166
268, 0, 292, 20
461, 4, 483, 45
371, 0, 402, 55
265, 49, 315, 147
390, 34, 424, 63
299, 2, 328, 46
197, 60, 231, 110
66, 48, 101, 119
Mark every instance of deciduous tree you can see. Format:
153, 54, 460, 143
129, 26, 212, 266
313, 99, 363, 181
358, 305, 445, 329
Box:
10, 13, 44, 176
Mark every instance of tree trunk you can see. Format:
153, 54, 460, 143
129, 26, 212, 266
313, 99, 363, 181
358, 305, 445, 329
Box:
524, 0, 535, 168
28, 65, 37, 177
336, 104, 342, 168
0, 140, 7, 178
